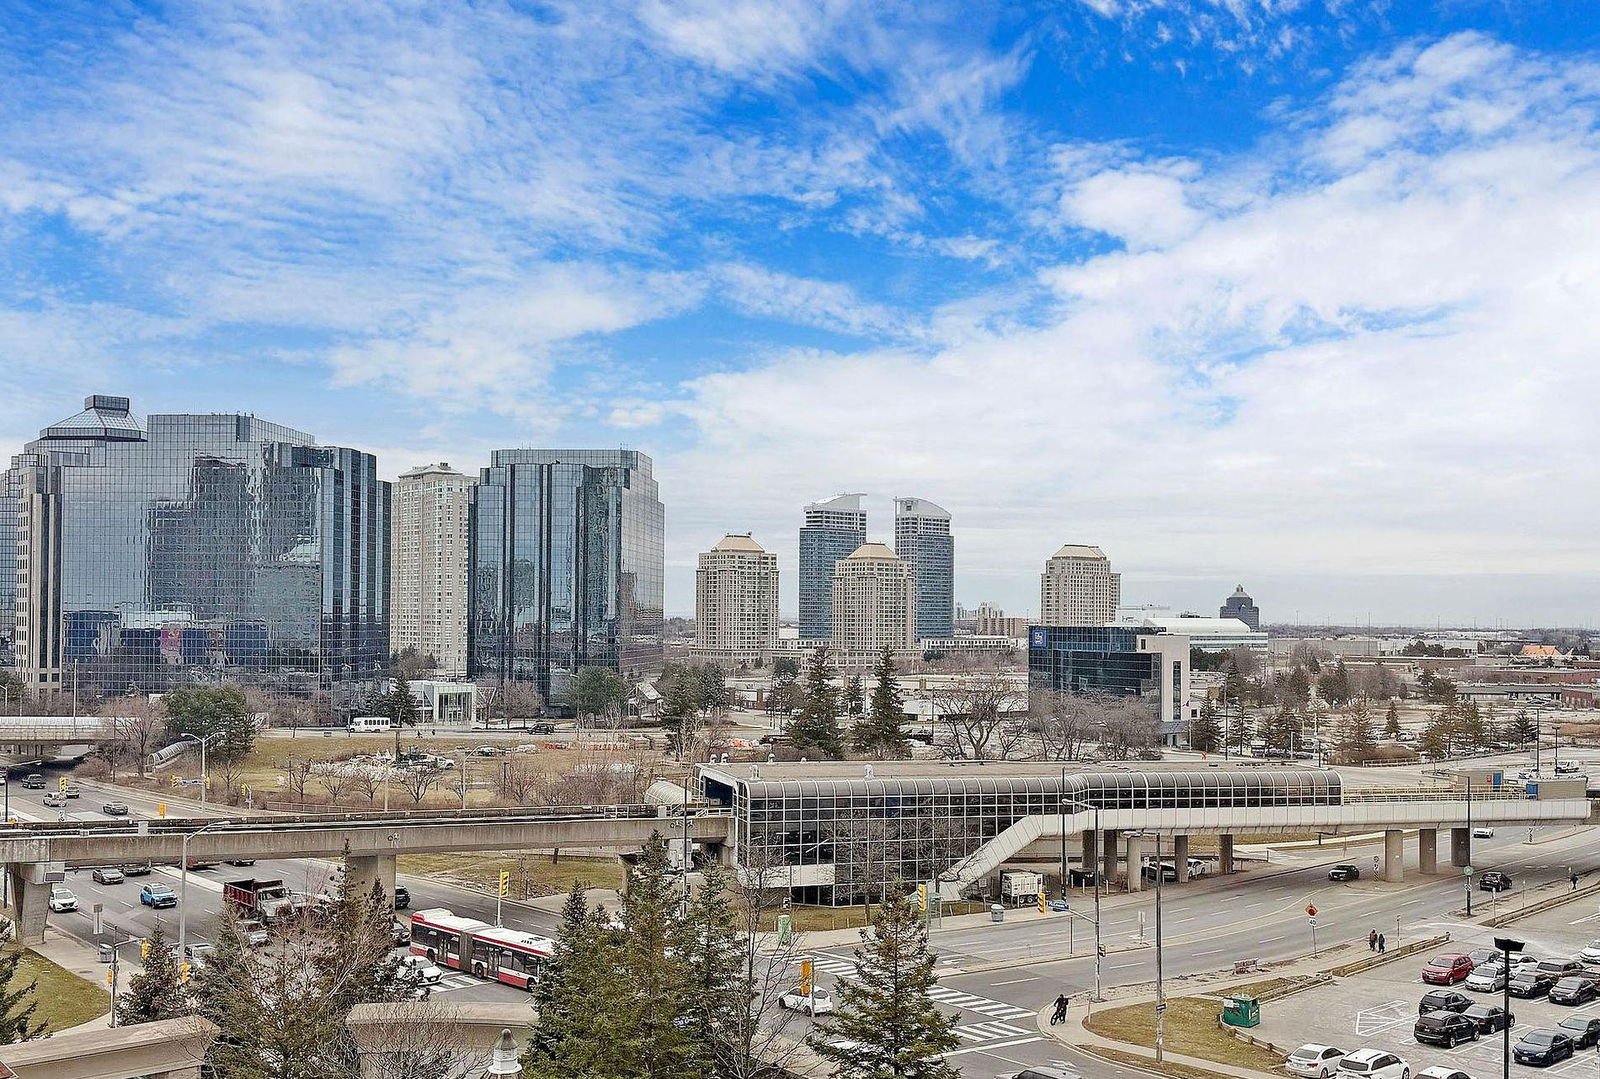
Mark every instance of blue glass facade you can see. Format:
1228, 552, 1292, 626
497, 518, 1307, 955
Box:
469, 449, 664, 706
894, 499, 953, 640
1027, 625, 1188, 735
798, 495, 867, 640
1, 397, 390, 706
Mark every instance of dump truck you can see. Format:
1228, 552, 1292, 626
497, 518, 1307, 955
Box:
223, 878, 296, 921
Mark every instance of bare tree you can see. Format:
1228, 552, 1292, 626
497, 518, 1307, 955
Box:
397, 766, 442, 806
317, 764, 356, 806
214, 753, 251, 806
475, 679, 544, 724
347, 768, 381, 805
281, 755, 317, 804
931, 673, 1027, 759
1093, 695, 1161, 759
1028, 690, 1097, 761
99, 694, 165, 778
497, 756, 543, 803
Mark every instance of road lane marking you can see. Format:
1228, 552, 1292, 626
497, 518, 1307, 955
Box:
941, 1036, 1042, 1058
989, 976, 1040, 986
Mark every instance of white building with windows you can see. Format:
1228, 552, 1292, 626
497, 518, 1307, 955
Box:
693, 533, 779, 666
831, 543, 915, 663
391, 463, 472, 678
1040, 544, 1121, 626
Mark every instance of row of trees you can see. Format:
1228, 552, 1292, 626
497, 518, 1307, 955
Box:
92, 684, 260, 800
786, 646, 911, 760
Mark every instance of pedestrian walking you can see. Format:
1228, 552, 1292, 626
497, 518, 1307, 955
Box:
1051, 994, 1069, 1025
1572, 872, 1581, 891
1368, 929, 1377, 952
1378, 933, 1386, 953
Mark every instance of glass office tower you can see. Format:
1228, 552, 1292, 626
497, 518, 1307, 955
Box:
893, 497, 953, 640
798, 493, 867, 640
469, 449, 664, 707
0, 397, 390, 707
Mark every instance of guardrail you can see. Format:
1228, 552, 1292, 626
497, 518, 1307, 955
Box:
1342, 786, 1546, 803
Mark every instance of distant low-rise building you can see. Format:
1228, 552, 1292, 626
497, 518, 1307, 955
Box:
1027, 625, 1193, 745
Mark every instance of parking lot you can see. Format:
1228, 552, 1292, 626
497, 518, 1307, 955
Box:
1256, 910, 1600, 1077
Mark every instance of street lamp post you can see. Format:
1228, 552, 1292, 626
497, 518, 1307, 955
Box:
1154, 831, 1166, 1064
1465, 777, 1474, 917
1496, 936, 1524, 1079
178, 822, 221, 958
105, 936, 140, 1026
176, 733, 216, 808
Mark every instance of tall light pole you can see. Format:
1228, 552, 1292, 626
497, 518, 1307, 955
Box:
1465, 776, 1474, 917
1496, 936, 1524, 1079
1154, 832, 1166, 1064
176, 733, 216, 808
104, 936, 140, 1026
1058, 767, 1067, 900
178, 822, 221, 958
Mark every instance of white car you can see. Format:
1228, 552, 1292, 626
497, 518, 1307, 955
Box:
1336, 1048, 1410, 1079
1465, 965, 1506, 992
47, 886, 77, 913
1580, 940, 1600, 965
1287, 1044, 1346, 1078
1471, 827, 1494, 839
1417, 1069, 1472, 1079
398, 953, 442, 986
778, 986, 835, 1015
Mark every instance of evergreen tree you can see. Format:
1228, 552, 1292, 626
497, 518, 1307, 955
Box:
1316, 660, 1352, 707
662, 675, 699, 759
1285, 667, 1312, 708
842, 676, 865, 719
852, 646, 909, 758
116, 922, 187, 1026
1418, 713, 1452, 759
1384, 700, 1402, 739
674, 861, 746, 1078
811, 884, 959, 1079
1189, 700, 1222, 753
621, 835, 695, 1079
1510, 709, 1539, 746
1220, 656, 1247, 707
370, 672, 421, 760
0, 947, 46, 1044
790, 646, 844, 759
524, 884, 636, 1079
189, 916, 267, 1079
1334, 699, 1376, 763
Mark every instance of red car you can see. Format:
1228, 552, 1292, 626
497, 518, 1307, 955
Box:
1423, 954, 1475, 985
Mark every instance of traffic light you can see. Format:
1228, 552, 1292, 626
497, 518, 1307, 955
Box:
58, 776, 68, 791
170, 774, 179, 788
140, 938, 151, 959
498, 870, 510, 899
105, 970, 114, 987
180, 962, 191, 983
799, 959, 814, 996
916, 883, 927, 911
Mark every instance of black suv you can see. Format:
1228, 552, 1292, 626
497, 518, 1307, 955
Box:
528, 721, 556, 735
1463, 1004, 1514, 1034
1479, 870, 1513, 891
1515, 1030, 1575, 1067
1328, 864, 1361, 881
1415, 1011, 1479, 1047
393, 886, 410, 911
1510, 969, 1559, 998
19, 774, 45, 789
1419, 989, 1472, 1014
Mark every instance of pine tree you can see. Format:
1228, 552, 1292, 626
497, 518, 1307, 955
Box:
525, 884, 636, 1079
189, 916, 267, 1079
0, 947, 46, 1044
1511, 709, 1539, 746
116, 922, 187, 1026
1189, 700, 1222, 753
674, 861, 745, 1077
1384, 700, 1402, 739
662, 675, 699, 759
811, 884, 959, 1079
853, 646, 909, 757
790, 646, 844, 759
843, 676, 865, 719
1334, 699, 1376, 763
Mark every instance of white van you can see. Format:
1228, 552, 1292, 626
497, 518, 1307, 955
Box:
348, 715, 393, 733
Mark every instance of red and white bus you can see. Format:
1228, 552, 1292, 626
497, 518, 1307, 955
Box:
409, 907, 555, 990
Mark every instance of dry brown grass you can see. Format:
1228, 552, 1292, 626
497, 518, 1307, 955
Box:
1085, 996, 1286, 1073
397, 852, 627, 897
1085, 1044, 1252, 1079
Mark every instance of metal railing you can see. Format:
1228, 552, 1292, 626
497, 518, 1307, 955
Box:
1342, 785, 1553, 803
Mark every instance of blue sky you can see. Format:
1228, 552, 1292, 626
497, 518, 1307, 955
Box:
3, 0, 1599, 625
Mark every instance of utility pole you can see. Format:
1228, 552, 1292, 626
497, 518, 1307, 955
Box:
1058, 766, 1067, 900
1154, 832, 1166, 1064
1093, 803, 1103, 1001
1465, 776, 1474, 917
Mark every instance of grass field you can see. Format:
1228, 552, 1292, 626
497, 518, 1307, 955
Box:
1084, 995, 1285, 1073
11, 948, 110, 1032
397, 851, 628, 898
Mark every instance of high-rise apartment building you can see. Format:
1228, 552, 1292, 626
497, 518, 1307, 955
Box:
798, 493, 867, 639
0, 396, 390, 704
1039, 544, 1121, 626
893, 497, 953, 641
469, 449, 664, 706
391, 463, 472, 678
694, 533, 778, 665
831, 542, 914, 658
1219, 585, 1261, 631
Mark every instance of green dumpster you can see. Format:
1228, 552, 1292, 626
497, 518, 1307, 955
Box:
1222, 996, 1260, 1028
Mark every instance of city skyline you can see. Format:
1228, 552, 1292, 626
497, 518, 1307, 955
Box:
3, 6, 1599, 626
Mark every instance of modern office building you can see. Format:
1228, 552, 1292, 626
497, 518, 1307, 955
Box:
391, 463, 472, 678
1219, 585, 1261, 631
798, 494, 867, 640
694, 533, 779, 665
0, 396, 390, 705
1027, 625, 1192, 744
1040, 544, 1121, 625
1114, 610, 1266, 653
469, 449, 664, 706
830, 543, 914, 661
893, 497, 953, 640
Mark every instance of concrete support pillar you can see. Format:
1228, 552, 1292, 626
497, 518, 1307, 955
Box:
1125, 835, 1145, 892
1174, 836, 1190, 883
1101, 829, 1120, 885
344, 854, 397, 907
1418, 829, 1438, 875
152, 1067, 202, 1079
5, 863, 51, 946
1218, 834, 1235, 874
1450, 827, 1471, 869
1080, 830, 1098, 879
1384, 829, 1405, 883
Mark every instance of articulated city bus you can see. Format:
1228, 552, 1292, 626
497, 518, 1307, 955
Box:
409, 907, 555, 990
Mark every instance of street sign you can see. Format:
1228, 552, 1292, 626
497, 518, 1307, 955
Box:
1155, 1002, 1167, 1015
1464, 866, 1474, 876
1305, 904, 1318, 917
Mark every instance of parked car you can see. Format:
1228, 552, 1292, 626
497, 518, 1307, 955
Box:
183, 943, 215, 965
1335, 1048, 1411, 1079
1414, 1012, 1478, 1048
1471, 826, 1495, 838
778, 986, 835, 1015
1536, 958, 1584, 980
1479, 871, 1512, 892
1418, 989, 1472, 1014
185, 860, 217, 871
62, 783, 80, 798
1514, 1030, 1575, 1067
1555, 760, 1580, 774
1462, 1003, 1513, 1034
527, 721, 556, 735
1417, 1069, 1471, 1079
140, 884, 178, 909
394, 887, 410, 911
1422, 956, 1475, 986
1556, 1015, 1600, 1049
1466, 948, 1499, 967
1464, 964, 1506, 992
100, 801, 130, 816
1579, 939, 1600, 964
90, 866, 125, 885
122, 862, 153, 877
47, 886, 77, 913
1046, 897, 1070, 912
1510, 968, 1558, 998
225, 859, 257, 867
1286, 1045, 1346, 1078
42, 791, 67, 809
1329, 864, 1361, 882
1548, 974, 1600, 1006
398, 954, 443, 986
